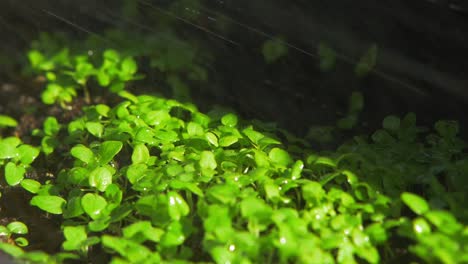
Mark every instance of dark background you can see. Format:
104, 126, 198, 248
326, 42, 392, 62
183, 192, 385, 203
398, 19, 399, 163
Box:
1, 0, 468, 138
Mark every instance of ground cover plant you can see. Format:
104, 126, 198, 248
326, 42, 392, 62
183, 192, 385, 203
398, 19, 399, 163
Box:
1, 14, 468, 264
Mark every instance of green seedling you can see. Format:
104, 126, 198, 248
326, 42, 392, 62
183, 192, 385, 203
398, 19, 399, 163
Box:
262, 37, 288, 63
318, 42, 337, 72
355, 44, 378, 77
0, 137, 39, 186
0, 221, 29, 247
1, 23, 467, 263
28, 48, 141, 106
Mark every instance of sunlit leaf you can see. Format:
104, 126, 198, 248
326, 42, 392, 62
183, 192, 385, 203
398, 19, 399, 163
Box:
30, 195, 66, 214
401, 192, 429, 215
81, 193, 108, 220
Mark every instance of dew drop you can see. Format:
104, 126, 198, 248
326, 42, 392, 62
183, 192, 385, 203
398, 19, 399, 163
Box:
279, 237, 287, 244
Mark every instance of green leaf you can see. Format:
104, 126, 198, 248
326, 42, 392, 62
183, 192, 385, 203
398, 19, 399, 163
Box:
126, 164, 147, 184
211, 246, 235, 264
0, 137, 20, 159
95, 104, 110, 117
97, 70, 111, 86
219, 135, 238, 147
221, 114, 238, 127
269, 148, 292, 167
401, 192, 429, 215
17, 145, 40, 165
121, 57, 137, 76
103, 49, 120, 62
160, 221, 185, 247
382, 115, 400, 131
0, 226, 9, 236
200, 151, 217, 170
424, 210, 462, 235
62, 226, 87, 251
5, 162, 26, 186
85, 122, 104, 138
20, 179, 41, 194
41, 83, 62, 104
412, 217, 431, 235
135, 128, 155, 144
63, 196, 85, 219
167, 191, 190, 221
290, 160, 304, 180
365, 223, 388, 244
131, 144, 150, 164
205, 132, 219, 147
254, 150, 270, 167
123, 221, 164, 243
71, 145, 95, 164
0, 243, 24, 258
7, 221, 28, 234
242, 127, 264, 145
355, 44, 378, 77
302, 181, 325, 204
349, 91, 364, 113
43, 117, 60, 136
318, 42, 336, 71
143, 110, 171, 126
110, 82, 125, 93
81, 193, 108, 220
337, 114, 358, 130
240, 196, 272, 221
89, 166, 113, 192
187, 122, 204, 136
155, 130, 179, 142
262, 38, 288, 63
102, 235, 152, 262
98, 141, 123, 165
88, 217, 111, 232
28, 50, 45, 68
355, 245, 379, 264
0, 115, 17, 127
30, 195, 66, 214
14, 237, 29, 247
435, 120, 459, 138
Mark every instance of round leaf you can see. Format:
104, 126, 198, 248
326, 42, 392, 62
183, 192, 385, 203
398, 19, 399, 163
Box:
132, 144, 150, 164
269, 148, 292, 167
98, 141, 123, 165
412, 217, 431, 235
7, 222, 28, 235
200, 151, 217, 170
5, 162, 26, 186
0, 137, 20, 159
221, 114, 238, 127
30, 195, 66, 214
85, 122, 104, 138
89, 166, 113, 192
71, 145, 95, 164
81, 193, 108, 220
17, 145, 40, 165
187, 122, 204, 136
